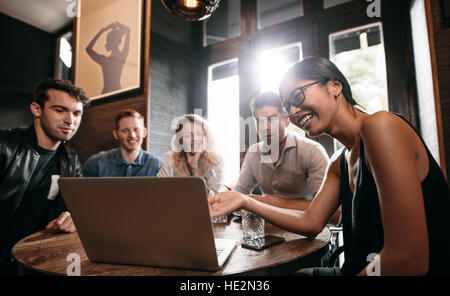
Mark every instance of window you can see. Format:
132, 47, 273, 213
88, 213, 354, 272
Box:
330, 23, 388, 114
410, 0, 440, 164
258, 43, 305, 137
208, 59, 240, 185
257, 0, 304, 29
258, 43, 302, 93
323, 0, 353, 9
55, 31, 73, 80
203, 0, 241, 46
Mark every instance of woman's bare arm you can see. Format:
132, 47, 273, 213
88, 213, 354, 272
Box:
249, 194, 341, 225
358, 111, 429, 276
210, 152, 342, 237
117, 23, 130, 57
85, 26, 109, 64
249, 194, 311, 210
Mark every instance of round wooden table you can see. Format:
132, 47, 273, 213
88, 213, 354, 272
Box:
12, 218, 331, 276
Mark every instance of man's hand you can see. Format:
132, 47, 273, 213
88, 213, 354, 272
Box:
46, 211, 76, 233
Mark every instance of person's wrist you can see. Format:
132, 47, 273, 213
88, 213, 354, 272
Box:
238, 193, 251, 210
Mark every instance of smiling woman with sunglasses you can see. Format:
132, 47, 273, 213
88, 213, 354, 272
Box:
209, 56, 450, 276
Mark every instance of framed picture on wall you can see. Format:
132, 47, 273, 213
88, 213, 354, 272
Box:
73, 0, 144, 101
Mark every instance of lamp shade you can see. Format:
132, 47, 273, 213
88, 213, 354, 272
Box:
161, 0, 220, 21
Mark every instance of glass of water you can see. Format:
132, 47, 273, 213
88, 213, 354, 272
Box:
207, 183, 229, 223
241, 209, 265, 241
211, 214, 228, 223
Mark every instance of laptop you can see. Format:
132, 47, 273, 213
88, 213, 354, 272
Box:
58, 176, 237, 271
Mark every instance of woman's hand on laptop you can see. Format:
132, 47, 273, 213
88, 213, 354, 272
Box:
46, 211, 77, 233
208, 191, 248, 217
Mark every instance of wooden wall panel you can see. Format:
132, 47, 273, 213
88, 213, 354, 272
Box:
69, 96, 146, 164
428, 0, 450, 178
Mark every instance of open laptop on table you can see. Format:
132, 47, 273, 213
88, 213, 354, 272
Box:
58, 177, 237, 271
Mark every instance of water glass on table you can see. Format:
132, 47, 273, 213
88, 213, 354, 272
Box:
241, 209, 265, 241
207, 183, 230, 224
211, 213, 228, 223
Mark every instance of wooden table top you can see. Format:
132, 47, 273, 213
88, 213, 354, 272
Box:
12, 218, 331, 276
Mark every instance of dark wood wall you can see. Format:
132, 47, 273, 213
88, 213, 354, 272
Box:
70, 0, 202, 163
147, 0, 202, 158
0, 13, 56, 129
428, 0, 450, 178
69, 95, 149, 164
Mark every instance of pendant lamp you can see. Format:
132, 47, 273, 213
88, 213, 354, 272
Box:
161, 0, 220, 21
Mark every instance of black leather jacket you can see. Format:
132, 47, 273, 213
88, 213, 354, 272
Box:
0, 125, 82, 230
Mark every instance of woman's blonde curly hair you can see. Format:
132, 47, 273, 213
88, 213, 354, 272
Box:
170, 114, 220, 177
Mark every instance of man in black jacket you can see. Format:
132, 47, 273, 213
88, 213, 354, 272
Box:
0, 79, 89, 275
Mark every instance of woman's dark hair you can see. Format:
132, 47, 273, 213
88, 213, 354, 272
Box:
280, 56, 362, 108
250, 91, 284, 117
33, 78, 90, 108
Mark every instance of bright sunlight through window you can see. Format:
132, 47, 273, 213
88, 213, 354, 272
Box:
258, 43, 302, 93
258, 43, 305, 137
59, 37, 72, 68
208, 59, 240, 187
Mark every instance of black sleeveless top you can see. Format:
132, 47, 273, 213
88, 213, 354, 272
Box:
339, 114, 450, 276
